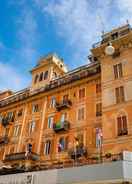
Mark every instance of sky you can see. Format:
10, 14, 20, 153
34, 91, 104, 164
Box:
0, 0, 132, 91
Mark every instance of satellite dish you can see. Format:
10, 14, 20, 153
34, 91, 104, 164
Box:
105, 43, 115, 55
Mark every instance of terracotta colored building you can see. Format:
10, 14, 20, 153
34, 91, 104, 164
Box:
0, 24, 132, 168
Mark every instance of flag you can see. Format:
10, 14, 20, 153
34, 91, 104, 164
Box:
58, 143, 62, 152
96, 128, 103, 149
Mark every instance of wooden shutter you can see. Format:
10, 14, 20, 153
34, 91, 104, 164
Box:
120, 86, 125, 102
114, 65, 118, 79
122, 116, 127, 131
115, 88, 120, 103
118, 63, 123, 77
117, 117, 122, 136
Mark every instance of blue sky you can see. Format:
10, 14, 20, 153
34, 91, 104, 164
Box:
0, 0, 132, 91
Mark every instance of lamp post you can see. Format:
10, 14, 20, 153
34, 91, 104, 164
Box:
96, 128, 103, 163
74, 137, 79, 166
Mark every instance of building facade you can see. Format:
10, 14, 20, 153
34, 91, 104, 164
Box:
0, 24, 132, 169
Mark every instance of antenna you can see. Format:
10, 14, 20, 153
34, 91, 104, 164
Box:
95, 0, 106, 36
96, 13, 105, 36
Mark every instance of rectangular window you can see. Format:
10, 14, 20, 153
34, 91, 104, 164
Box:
28, 121, 36, 135
78, 107, 85, 120
113, 63, 123, 79
32, 104, 39, 113
44, 140, 51, 155
96, 83, 101, 93
7, 112, 15, 122
60, 113, 67, 122
17, 109, 23, 117
96, 103, 102, 117
13, 125, 21, 137
50, 96, 56, 108
63, 94, 69, 102
117, 116, 128, 136
115, 86, 125, 103
47, 116, 54, 129
79, 88, 85, 99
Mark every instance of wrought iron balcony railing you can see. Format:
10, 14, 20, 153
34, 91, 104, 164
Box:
118, 129, 128, 136
4, 152, 39, 162
53, 120, 70, 133
55, 100, 72, 111
0, 136, 9, 145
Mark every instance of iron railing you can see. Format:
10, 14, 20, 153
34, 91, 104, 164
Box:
53, 121, 70, 133
4, 152, 39, 162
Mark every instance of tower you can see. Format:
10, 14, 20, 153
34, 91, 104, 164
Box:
91, 24, 132, 153
30, 53, 68, 91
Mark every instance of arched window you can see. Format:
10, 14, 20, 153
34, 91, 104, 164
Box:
39, 72, 43, 81
44, 140, 51, 155
34, 74, 39, 84
44, 71, 48, 80
117, 115, 128, 136
58, 136, 68, 152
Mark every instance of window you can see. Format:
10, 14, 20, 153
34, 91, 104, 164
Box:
13, 125, 21, 137
44, 140, 51, 155
52, 72, 57, 79
111, 32, 118, 40
58, 137, 68, 152
50, 96, 56, 108
115, 86, 125, 103
117, 115, 128, 136
34, 74, 39, 84
60, 113, 67, 122
96, 103, 102, 117
44, 71, 48, 80
113, 63, 123, 79
79, 88, 85, 99
28, 121, 36, 135
63, 94, 68, 102
32, 104, 39, 113
17, 109, 23, 117
96, 83, 101, 93
78, 107, 85, 121
47, 116, 54, 129
7, 112, 15, 122
39, 72, 43, 81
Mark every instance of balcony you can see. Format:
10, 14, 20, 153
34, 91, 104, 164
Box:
68, 145, 87, 160
53, 121, 70, 133
118, 129, 128, 136
4, 152, 39, 162
0, 136, 9, 145
55, 100, 72, 111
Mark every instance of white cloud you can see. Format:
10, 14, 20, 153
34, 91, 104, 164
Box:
33, 0, 112, 67
117, 0, 132, 13
0, 62, 29, 91
116, 0, 132, 24
17, 8, 38, 63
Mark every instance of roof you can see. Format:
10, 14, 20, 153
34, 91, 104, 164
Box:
0, 62, 100, 108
